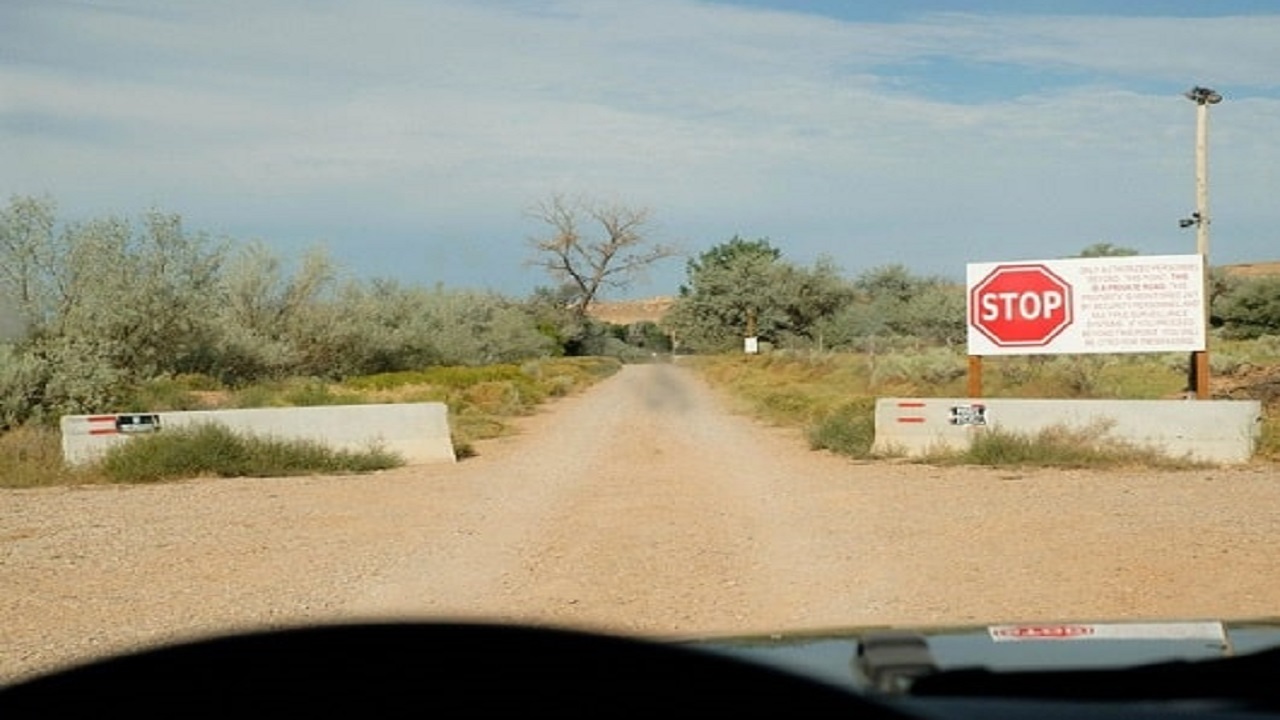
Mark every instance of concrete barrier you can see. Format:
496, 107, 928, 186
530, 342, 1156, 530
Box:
873, 398, 1262, 464
60, 403, 456, 467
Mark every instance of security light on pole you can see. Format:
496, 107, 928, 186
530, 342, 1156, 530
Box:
1182, 85, 1221, 400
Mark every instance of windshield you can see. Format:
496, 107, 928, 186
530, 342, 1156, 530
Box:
3, 0, 1279, 699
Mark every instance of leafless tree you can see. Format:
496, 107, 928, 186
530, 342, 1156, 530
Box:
526, 194, 679, 317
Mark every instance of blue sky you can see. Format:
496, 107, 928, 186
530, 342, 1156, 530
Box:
4, 1, 1278, 298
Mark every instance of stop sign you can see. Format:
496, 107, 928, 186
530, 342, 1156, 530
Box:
969, 264, 1074, 347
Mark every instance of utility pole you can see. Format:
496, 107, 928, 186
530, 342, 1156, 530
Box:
1183, 86, 1222, 400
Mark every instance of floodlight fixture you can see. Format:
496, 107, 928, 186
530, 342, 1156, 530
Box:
1184, 86, 1223, 105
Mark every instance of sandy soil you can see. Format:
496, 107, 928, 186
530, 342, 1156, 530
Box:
3, 363, 1280, 684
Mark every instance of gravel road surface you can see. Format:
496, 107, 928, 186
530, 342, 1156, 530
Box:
4, 363, 1279, 683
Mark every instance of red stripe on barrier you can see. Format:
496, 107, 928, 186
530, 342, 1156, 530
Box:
88, 428, 118, 436
897, 417, 926, 424
896, 402, 926, 408
88, 415, 116, 423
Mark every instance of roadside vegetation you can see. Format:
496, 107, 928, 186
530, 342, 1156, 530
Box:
0, 195, 643, 488
666, 238, 1279, 467
925, 422, 1207, 469
3, 196, 1278, 483
1, 356, 621, 488
99, 424, 403, 484
692, 343, 1280, 467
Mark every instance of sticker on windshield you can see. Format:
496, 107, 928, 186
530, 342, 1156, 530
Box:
989, 622, 1227, 642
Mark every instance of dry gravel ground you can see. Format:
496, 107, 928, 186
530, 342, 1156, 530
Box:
4, 363, 1280, 684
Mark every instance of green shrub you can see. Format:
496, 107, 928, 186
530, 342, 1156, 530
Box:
460, 380, 542, 415
228, 384, 279, 409
870, 351, 952, 389
1257, 419, 1280, 461
0, 426, 104, 488
807, 399, 877, 457
224, 378, 364, 408
923, 421, 1202, 469
1254, 335, 1280, 362
345, 364, 530, 392
280, 379, 365, 407
1209, 352, 1247, 376
756, 390, 813, 424
902, 348, 968, 386
1048, 356, 1105, 397
99, 423, 402, 483
127, 375, 214, 411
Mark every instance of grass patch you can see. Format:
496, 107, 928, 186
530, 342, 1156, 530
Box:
807, 398, 878, 457
345, 364, 533, 393
0, 426, 105, 488
919, 421, 1207, 469
982, 355, 1188, 399
126, 375, 209, 412
346, 357, 624, 450
229, 378, 367, 408
99, 423, 403, 484
1257, 407, 1280, 462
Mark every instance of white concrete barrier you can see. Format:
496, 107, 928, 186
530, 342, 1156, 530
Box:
60, 403, 456, 467
873, 398, 1262, 464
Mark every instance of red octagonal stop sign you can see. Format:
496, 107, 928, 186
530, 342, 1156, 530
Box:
969, 264, 1074, 347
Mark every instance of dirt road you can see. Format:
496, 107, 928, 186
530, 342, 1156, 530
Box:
4, 363, 1280, 683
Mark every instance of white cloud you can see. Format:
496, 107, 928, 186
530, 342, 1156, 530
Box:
3, 0, 1278, 292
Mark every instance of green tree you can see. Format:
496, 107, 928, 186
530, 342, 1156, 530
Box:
664, 237, 785, 352
0, 201, 226, 421
895, 282, 967, 346
208, 242, 336, 382
853, 264, 920, 304
626, 321, 673, 353
416, 288, 554, 366
1215, 275, 1280, 339
289, 280, 555, 376
858, 266, 964, 341
1076, 242, 1139, 257
664, 237, 851, 352
773, 256, 855, 348
0, 195, 58, 332
0, 196, 565, 422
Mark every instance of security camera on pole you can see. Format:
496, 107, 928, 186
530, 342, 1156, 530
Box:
1182, 86, 1222, 400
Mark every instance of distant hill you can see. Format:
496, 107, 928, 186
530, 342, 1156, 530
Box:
1221, 261, 1280, 278
587, 297, 675, 325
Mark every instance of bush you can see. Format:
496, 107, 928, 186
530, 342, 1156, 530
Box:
807, 398, 878, 457
344, 364, 531, 392
923, 421, 1202, 469
1217, 275, 1280, 339
1257, 418, 1280, 462
280, 379, 366, 407
0, 426, 104, 488
99, 423, 402, 483
127, 375, 221, 412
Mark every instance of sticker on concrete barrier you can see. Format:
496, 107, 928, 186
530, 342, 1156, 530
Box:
116, 413, 161, 434
87, 413, 162, 435
948, 404, 987, 426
